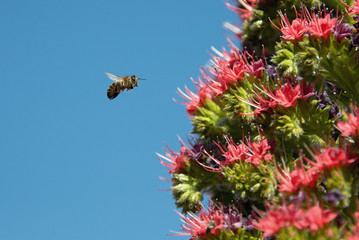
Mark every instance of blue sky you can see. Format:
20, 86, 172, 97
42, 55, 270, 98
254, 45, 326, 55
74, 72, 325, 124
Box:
0, 1, 239, 239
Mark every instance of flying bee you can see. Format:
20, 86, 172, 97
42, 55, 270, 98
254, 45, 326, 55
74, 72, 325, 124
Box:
105, 72, 145, 100
206, 220, 216, 234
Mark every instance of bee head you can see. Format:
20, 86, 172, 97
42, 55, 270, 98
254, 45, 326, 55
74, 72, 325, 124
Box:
131, 75, 138, 85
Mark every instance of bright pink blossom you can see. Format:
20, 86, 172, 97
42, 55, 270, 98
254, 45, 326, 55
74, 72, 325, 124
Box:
338, 106, 359, 137
226, 0, 258, 20
341, 0, 359, 16
176, 77, 214, 116
272, 8, 338, 40
306, 12, 337, 39
253, 203, 307, 237
207, 136, 273, 169
176, 44, 265, 115
271, 82, 301, 107
276, 164, 320, 193
271, 13, 308, 40
215, 137, 248, 166
158, 144, 189, 174
245, 138, 273, 166
173, 202, 224, 238
209, 45, 264, 94
349, 0, 359, 15
254, 203, 337, 237
314, 147, 356, 170
239, 79, 306, 117
305, 206, 337, 232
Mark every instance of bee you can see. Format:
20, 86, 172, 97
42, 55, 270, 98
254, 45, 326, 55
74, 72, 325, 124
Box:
105, 72, 145, 100
206, 220, 216, 234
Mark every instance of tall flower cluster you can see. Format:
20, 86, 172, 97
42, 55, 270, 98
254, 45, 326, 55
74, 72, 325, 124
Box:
158, 0, 359, 239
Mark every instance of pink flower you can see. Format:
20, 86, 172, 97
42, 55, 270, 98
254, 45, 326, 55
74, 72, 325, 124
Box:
253, 203, 307, 237
271, 8, 338, 40
207, 136, 273, 169
271, 12, 308, 40
216, 138, 248, 166
157, 144, 189, 174
341, 0, 359, 16
305, 206, 337, 232
272, 82, 301, 107
254, 203, 337, 237
338, 106, 359, 137
210, 45, 264, 94
276, 164, 320, 193
240, 79, 304, 116
226, 0, 258, 20
173, 202, 224, 238
314, 147, 356, 170
306, 12, 337, 39
349, 0, 359, 15
245, 138, 273, 166
175, 77, 214, 116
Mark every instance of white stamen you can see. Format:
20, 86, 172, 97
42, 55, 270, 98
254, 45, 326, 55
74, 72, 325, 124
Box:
236, 0, 253, 11
156, 152, 173, 163
210, 46, 224, 58
223, 21, 243, 35
177, 87, 193, 100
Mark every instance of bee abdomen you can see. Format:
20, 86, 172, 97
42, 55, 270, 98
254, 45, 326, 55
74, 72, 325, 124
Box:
107, 82, 124, 100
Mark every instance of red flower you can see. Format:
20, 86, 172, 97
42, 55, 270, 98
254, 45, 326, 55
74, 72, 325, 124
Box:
173, 202, 224, 238
272, 82, 301, 107
210, 45, 264, 93
271, 8, 338, 40
239, 79, 307, 117
175, 77, 214, 116
254, 203, 337, 237
305, 206, 337, 232
253, 203, 307, 237
157, 144, 189, 174
226, 0, 258, 20
238, 90, 275, 117
245, 138, 273, 166
306, 12, 337, 39
338, 106, 359, 137
276, 163, 320, 193
216, 137, 248, 166
341, 0, 359, 16
349, 0, 359, 15
271, 12, 308, 40
313, 147, 356, 170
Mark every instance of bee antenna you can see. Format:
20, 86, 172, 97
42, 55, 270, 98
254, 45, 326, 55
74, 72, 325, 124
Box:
138, 78, 146, 80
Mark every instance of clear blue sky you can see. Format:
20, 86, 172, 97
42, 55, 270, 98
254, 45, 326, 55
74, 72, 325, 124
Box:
0, 1, 239, 239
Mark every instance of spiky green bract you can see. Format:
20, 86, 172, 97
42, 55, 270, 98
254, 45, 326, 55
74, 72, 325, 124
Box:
221, 161, 277, 202
273, 34, 359, 105
270, 99, 335, 150
192, 98, 241, 142
272, 37, 320, 82
318, 35, 359, 105
171, 160, 220, 213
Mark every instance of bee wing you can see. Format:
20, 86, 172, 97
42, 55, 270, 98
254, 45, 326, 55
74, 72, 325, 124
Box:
107, 82, 121, 100
105, 72, 123, 82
